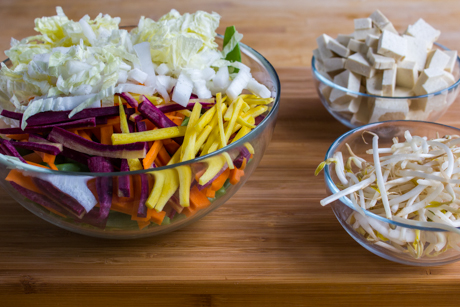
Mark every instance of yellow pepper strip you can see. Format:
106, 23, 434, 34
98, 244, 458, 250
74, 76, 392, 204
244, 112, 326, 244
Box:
243, 98, 274, 105
245, 106, 268, 118
241, 101, 250, 113
244, 142, 255, 154
189, 98, 215, 104
154, 169, 179, 212
236, 116, 256, 129
131, 94, 164, 105
200, 103, 227, 156
231, 116, 255, 137
167, 148, 181, 166
224, 98, 244, 143
146, 171, 165, 209
199, 155, 227, 186
176, 165, 191, 207
194, 125, 213, 155
207, 140, 220, 155
112, 126, 187, 144
216, 93, 227, 149
231, 126, 251, 143
224, 100, 235, 121
181, 102, 202, 161
194, 106, 216, 132
238, 94, 258, 99
200, 133, 217, 157
177, 109, 192, 117
222, 152, 235, 169
119, 100, 143, 170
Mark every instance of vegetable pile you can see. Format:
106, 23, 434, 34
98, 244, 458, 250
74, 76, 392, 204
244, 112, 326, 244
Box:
317, 130, 460, 259
0, 8, 274, 230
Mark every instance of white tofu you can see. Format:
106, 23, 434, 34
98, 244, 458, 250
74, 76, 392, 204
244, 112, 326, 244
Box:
327, 39, 351, 58
380, 22, 398, 35
382, 66, 397, 96
337, 34, 354, 47
316, 34, 335, 59
442, 71, 456, 86
369, 98, 409, 122
411, 93, 447, 113
422, 77, 449, 95
407, 110, 428, 121
444, 50, 458, 73
369, 10, 390, 30
351, 98, 371, 125
345, 52, 375, 78
331, 96, 362, 113
403, 35, 428, 72
377, 30, 407, 61
348, 39, 369, 54
354, 28, 380, 41
323, 57, 346, 72
394, 86, 414, 97
396, 61, 418, 89
354, 18, 372, 30
313, 48, 323, 63
365, 34, 380, 49
367, 48, 396, 69
366, 71, 384, 95
319, 83, 333, 100
425, 49, 451, 71
318, 69, 333, 82
329, 70, 361, 104
413, 68, 445, 95
405, 18, 441, 48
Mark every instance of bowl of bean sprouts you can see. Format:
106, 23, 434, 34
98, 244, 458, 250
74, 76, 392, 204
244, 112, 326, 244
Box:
319, 120, 460, 265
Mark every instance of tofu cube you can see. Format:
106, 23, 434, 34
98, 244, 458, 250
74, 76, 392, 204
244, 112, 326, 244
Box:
369, 10, 390, 30
425, 49, 451, 70
369, 98, 409, 122
327, 38, 351, 58
396, 61, 418, 89
348, 39, 369, 54
354, 27, 380, 41
422, 77, 449, 95
405, 18, 441, 48
382, 66, 397, 96
365, 34, 380, 49
366, 71, 383, 95
377, 30, 407, 61
354, 18, 372, 30
394, 86, 414, 97
413, 68, 445, 95
442, 71, 456, 86
316, 34, 335, 59
323, 57, 346, 72
329, 70, 361, 104
351, 97, 371, 125
380, 22, 398, 35
444, 50, 458, 73
336, 34, 354, 47
403, 35, 428, 72
319, 83, 333, 100
367, 48, 396, 69
313, 48, 323, 63
331, 96, 362, 113
345, 52, 375, 78
411, 93, 447, 113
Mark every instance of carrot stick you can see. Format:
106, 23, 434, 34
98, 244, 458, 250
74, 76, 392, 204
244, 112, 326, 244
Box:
211, 167, 231, 191
26, 161, 51, 169
229, 168, 245, 185
143, 141, 163, 169
154, 158, 163, 167
42, 153, 58, 170
91, 128, 101, 141
5, 134, 28, 141
23, 153, 43, 164
6, 169, 43, 194
182, 185, 211, 217
78, 130, 92, 141
240, 157, 248, 170
137, 220, 151, 230
157, 146, 171, 165
162, 139, 180, 155
195, 168, 206, 182
204, 187, 216, 198
150, 210, 166, 225
100, 125, 113, 145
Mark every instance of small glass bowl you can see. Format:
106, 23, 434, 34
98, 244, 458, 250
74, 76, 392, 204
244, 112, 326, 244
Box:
312, 43, 460, 129
324, 120, 460, 266
0, 35, 280, 239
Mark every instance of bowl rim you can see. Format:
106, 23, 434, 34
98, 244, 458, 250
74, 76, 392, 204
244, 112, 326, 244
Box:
0, 33, 281, 177
324, 120, 460, 233
311, 42, 460, 100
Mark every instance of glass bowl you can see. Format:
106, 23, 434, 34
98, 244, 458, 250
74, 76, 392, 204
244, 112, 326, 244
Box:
312, 43, 460, 129
324, 120, 460, 266
0, 35, 280, 239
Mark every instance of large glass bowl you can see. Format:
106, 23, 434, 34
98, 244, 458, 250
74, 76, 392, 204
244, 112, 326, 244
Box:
0, 35, 280, 239
324, 120, 460, 266
312, 43, 460, 129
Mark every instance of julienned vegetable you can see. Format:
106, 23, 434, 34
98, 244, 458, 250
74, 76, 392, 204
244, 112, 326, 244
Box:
317, 130, 460, 259
0, 8, 274, 231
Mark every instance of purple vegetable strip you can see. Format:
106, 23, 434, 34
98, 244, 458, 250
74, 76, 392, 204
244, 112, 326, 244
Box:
117, 92, 139, 108
137, 174, 149, 218
255, 115, 265, 125
60, 147, 90, 165
33, 178, 86, 218
0, 117, 96, 134
96, 117, 108, 125
233, 146, 251, 169
129, 112, 144, 123
157, 102, 215, 114
10, 141, 62, 155
117, 159, 131, 197
0, 139, 27, 163
167, 194, 183, 213
48, 127, 147, 159
197, 165, 229, 191
73, 207, 108, 229
88, 157, 114, 220
136, 121, 147, 132
128, 121, 135, 133
9, 181, 69, 217
1, 106, 122, 126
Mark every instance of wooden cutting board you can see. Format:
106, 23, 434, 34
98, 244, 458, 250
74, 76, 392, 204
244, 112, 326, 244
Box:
2, 1, 460, 306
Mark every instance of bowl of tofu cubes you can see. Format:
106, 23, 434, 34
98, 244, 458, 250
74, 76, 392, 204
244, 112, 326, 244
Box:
312, 10, 460, 129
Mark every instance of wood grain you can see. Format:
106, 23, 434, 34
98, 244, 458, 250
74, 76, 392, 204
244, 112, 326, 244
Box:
1, 0, 460, 306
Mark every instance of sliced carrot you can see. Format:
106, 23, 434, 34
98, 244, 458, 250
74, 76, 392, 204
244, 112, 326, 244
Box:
154, 157, 163, 167
78, 130, 92, 141
6, 169, 43, 194
26, 161, 51, 169
42, 153, 58, 170
194, 168, 206, 182
67, 128, 79, 135
91, 128, 101, 141
113, 123, 122, 134
143, 119, 156, 131
23, 153, 43, 164
137, 220, 151, 230
100, 125, 113, 145
211, 167, 231, 191
182, 185, 211, 217
204, 187, 216, 198
47, 207, 67, 218
166, 112, 185, 126
229, 168, 245, 185
157, 146, 171, 165
5, 134, 28, 141
162, 139, 180, 155
143, 141, 163, 169
150, 210, 166, 225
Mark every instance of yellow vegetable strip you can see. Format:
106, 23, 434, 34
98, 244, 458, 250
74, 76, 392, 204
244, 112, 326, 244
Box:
245, 105, 268, 118
146, 171, 165, 209
194, 125, 213, 155
216, 93, 227, 149
244, 142, 255, 154
181, 102, 202, 161
167, 148, 181, 166
119, 100, 143, 170
199, 155, 227, 186
194, 106, 216, 132
189, 98, 215, 104
154, 169, 179, 212
127, 159, 143, 171
244, 98, 274, 105
131, 94, 163, 105
112, 126, 187, 144
236, 116, 256, 129
177, 109, 192, 117
224, 97, 244, 142
231, 126, 251, 143
222, 152, 235, 169
176, 165, 192, 207
224, 100, 235, 121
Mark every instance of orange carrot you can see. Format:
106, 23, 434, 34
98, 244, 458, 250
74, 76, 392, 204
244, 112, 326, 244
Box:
150, 210, 166, 225
240, 157, 248, 170
68, 128, 79, 135
143, 119, 156, 131
91, 128, 101, 141
113, 123, 122, 134
157, 146, 171, 165
229, 168, 245, 185
6, 169, 43, 194
154, 158, 163, 167
162, 139, 180, 155
204, 187, 215, 198
195, 168, 206, 182
26, 161, 51, 169
143, 141, 163, 169
23, 153, 43, 164
5, 134, 28, 141
137, 220, 151, 230
78, 130, 92, 141
182, 185, 211, 217
100, 125, 113, 145
211, 167, 231, 191
42, 153, 58, 170
166, 112, 184, 126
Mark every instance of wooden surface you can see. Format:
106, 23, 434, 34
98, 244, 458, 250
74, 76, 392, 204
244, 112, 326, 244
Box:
2, 1, 460, 306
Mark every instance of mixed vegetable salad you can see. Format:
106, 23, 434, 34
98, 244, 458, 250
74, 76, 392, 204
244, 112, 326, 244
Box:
0, 7, 273, 230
